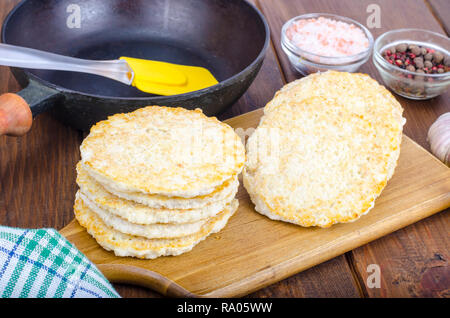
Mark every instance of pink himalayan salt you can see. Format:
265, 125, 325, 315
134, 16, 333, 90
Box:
286, 17, 369, 57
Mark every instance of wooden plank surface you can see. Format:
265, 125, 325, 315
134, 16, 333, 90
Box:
349, 212, 449, 297
60, 112, 450, 296
428, 0, 450, 35
258, 0, 450, 297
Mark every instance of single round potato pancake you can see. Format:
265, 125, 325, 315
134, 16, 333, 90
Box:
80, 106, 245, 198
244, 72, 405, 227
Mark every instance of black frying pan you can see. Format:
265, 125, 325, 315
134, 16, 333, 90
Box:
0, 0, 269, 135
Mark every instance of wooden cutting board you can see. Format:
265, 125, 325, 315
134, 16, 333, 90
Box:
59, 108, 450, 297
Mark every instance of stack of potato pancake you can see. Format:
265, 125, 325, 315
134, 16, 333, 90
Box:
74, 106, 245, 259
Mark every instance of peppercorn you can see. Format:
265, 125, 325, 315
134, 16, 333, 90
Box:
424, 53, 433, 61
432, 52, 444, 64
396, 44, 407, 53
410, 46, 421, 56
424, 60, 433, 69
415, 69, 425, 81
421, 47, 427, 55
395, 59, 403, 66
414, 57, 424, 69
444, 56, 450, 67
406, 65, 415, 72
437, 68, 444, 74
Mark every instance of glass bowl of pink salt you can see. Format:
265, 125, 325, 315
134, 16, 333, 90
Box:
281, 13, 373, 75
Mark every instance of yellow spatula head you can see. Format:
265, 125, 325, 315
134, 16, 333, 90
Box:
120, 57, 218, 96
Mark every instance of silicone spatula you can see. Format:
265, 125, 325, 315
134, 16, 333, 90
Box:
0, 43, 218, 96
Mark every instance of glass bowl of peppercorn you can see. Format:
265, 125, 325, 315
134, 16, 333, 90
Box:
373, 29, 450, 100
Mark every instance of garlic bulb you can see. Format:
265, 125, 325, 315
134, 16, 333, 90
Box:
428, 112, 450, 166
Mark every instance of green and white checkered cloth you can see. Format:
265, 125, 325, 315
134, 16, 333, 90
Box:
0, 226, 120, 298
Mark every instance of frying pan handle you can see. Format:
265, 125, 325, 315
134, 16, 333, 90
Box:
0, 79, 61, 137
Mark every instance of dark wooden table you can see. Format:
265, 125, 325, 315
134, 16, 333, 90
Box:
0, 0, 448, 298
